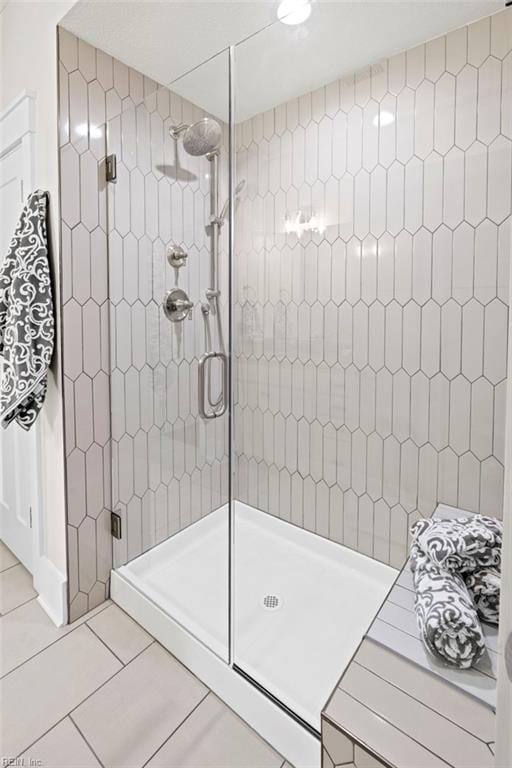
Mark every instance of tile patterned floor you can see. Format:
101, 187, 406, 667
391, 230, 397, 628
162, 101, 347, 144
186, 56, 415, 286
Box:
0, 542, 290, 768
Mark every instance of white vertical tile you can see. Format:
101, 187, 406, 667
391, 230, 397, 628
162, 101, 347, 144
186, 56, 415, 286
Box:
434, 72, 455, 155
377, 233, 394, 305
402, 301, 420, 374
423, 151, 443, 232
410, 372, 429, 447
443, 147, 464, 229
467, 16, 490, 67
502, 52, 512, 139
461, 299, 484, 381
371, 60, 388, 102
394, 230, 413, 305
429, 373, 449, 451
484, 299, 508, 384
385, 301, 402, 374
455, 65, 477, 150
383, 436, 400, 507
449, 375, 471, 455
400, 439, 418, 512
396, 87, 415, 164
376, 368, 393, 438
488, 135, 512, 225
353, 302, 368, 369
351, 430, 367, 496
479, 457, 504, 517
458, 452, 481, 513
417, 444, 438, 515
452, 222, 474, 305
363, 100, 379, 170
440, 299, 462, 380
437, 446, 459, 507
421, 300, 440, 377
446, 26, 467, 75
386, 161, 404, 236
474, 219, 498, 305
392, 369, 410, 442
407, 44, 425, 88
404, 156, 423, 235
414, 80, 434, 159
355, 67, 371, 108
470, 377, 494, 460
426, 35, 446, 82
477, 56, 501, 145
367, 433, 383, 502
370, 165, 387, 237
378, 94, 396, 168
354, 170, 370, 239
388, 52, 406, 95
368, 302, 385, 371
347, 106, 363, 174
432, 225, 453, 306
464, 140, 487, 226
412, 228, 432, 306
337, 427, 352, 491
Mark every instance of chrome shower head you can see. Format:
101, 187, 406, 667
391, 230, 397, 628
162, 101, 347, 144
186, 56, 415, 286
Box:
181, 118, 222, 157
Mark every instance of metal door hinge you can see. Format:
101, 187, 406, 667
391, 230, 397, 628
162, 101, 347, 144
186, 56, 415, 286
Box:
106, 154, 117, 183
111, 511, 122, 539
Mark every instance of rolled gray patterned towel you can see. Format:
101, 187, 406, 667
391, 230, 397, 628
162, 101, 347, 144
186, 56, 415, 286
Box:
411, 515, 502, 575
411, 544, 486, 668
465, 567, 501, 625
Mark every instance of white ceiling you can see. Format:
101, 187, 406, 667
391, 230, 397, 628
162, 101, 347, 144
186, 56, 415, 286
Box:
61, 0, 504, 121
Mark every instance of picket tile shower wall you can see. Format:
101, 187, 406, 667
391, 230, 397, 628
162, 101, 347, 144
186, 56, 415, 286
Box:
234, 10, 512, 566
59, 11, 511, 621
59, 29, 228, 620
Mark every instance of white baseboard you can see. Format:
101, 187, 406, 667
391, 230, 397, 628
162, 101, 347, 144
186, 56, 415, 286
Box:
34, 555, 67, 626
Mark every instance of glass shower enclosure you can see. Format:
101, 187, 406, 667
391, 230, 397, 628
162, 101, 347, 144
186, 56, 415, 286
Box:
107, 49, 232, 663
100, 4, 483, 751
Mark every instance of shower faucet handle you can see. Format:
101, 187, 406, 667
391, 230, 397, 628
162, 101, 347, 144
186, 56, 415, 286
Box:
163, 289, 193, 323
167, 244, 188, 268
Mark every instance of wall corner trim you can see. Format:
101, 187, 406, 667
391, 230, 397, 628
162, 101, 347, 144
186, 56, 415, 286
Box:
34, 556, 68, 626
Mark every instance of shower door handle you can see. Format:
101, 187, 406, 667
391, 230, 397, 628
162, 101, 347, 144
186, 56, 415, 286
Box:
198, 351, 228, 419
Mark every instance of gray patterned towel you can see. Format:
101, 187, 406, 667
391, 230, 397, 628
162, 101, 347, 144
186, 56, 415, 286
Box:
412, 515, 503, 574
0, 191, 54, 429
410, 543, 486, 668
465, 568, 501, 625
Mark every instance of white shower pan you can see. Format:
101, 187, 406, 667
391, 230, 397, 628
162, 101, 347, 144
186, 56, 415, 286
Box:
111, 501, 397, 767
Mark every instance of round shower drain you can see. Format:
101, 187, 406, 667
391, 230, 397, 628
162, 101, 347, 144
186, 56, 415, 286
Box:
262, 594, 281, 611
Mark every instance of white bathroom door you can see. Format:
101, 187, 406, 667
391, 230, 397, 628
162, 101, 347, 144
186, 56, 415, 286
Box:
0, 92, 39, 572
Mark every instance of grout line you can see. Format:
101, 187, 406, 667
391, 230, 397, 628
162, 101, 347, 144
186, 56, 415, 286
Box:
337, 687, 453, 768
84, 622, 126, 666
352, 658, 493, 746
140, 690, 211, 768
1, 595, 38, 618
68, 640, 156, 718
68, 714, 106, 768
1, 600, 113, 680
0, 561, 21, 574
14, 640, 156, 761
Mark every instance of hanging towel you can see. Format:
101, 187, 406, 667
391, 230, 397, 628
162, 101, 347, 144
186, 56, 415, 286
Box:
410, 543, 486, 668
0, 190, 54, 429
411, 515, 503, 575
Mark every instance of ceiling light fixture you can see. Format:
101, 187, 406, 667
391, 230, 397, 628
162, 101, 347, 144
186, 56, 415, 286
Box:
277, 0, 312, 26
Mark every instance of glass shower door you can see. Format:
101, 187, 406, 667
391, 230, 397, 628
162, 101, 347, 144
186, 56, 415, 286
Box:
105, 50, 232, 661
